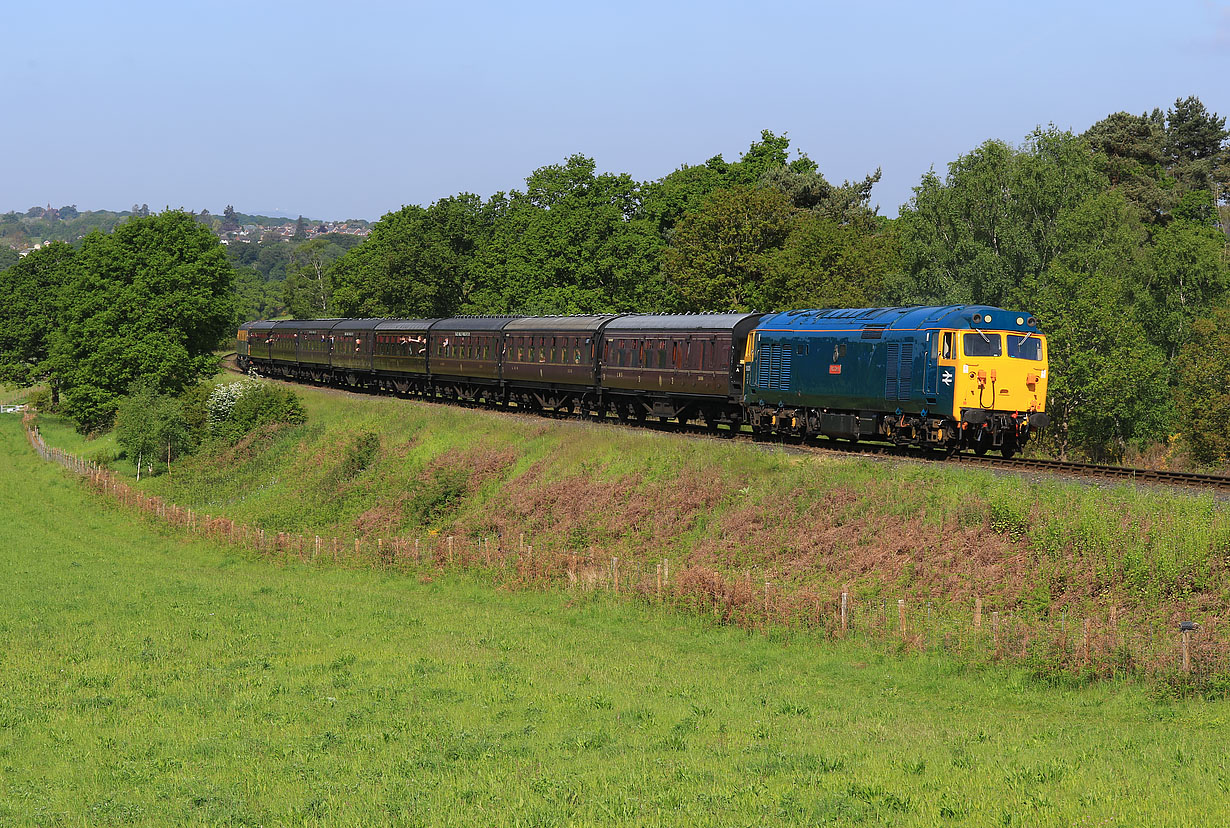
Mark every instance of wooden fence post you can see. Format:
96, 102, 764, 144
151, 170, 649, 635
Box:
1182, 630, 1191, 674
840, 592, 849, 634
898, 599, 906, 637
974, 596, 983, 630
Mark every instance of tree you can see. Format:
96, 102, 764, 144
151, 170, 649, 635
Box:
1142, 190, 1230, 358
283, 239, 345, 318
58, 204, 79, 221
0, 242, 74, 392
467, 157, 668, 313
1083, 110, 1176, 223
48, 211, 236, 431
1025, 192, 1172, 459
662, 185, 795, 311
1165, 96, 1230, 210
221, 205, 240, 234
896, 128, 1106, 307
760, 161, 882, 227
1175, 308, 1230, 466
113, 381, 189, 479
293, 215, 308, 241
331, 194, 484, 317
764, 212, 900, 310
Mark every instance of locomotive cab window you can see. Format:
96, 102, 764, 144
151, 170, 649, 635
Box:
962, 332, 1001, 358
1007, 334, 1042, 361
941, 332, 954, 359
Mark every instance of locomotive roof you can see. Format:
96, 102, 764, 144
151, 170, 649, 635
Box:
503, 315, 621, 333
755, 306, 1040, 333
604, 313, 764, 333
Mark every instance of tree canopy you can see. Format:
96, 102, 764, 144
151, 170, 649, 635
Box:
47, 211, 235, 430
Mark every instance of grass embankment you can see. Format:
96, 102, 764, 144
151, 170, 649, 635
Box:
4, 416, 1230, 826
126, 385, 1230, 623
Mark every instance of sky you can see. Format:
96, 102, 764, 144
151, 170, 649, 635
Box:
3, 0, 1228, 221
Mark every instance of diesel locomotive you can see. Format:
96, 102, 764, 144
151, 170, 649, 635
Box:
238, 305, 1049, 457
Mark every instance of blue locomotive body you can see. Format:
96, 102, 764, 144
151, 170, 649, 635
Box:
745, 306, 1049, 454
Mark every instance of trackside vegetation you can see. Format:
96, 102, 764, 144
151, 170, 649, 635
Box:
31, 381, 1212, 684
4, 416, 1230, 826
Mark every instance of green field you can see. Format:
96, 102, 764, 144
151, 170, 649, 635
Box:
4, 416, 1230, 826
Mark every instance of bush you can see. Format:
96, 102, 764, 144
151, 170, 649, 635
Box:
25, 387, 54, 412
211, 381, 306, 443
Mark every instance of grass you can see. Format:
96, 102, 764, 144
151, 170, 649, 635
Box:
5, 416, 1230, 826
119, 382, 1230, 627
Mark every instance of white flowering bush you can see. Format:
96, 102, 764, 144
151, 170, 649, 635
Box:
206, 378, 260, 435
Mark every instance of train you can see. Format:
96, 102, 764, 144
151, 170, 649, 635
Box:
237, 305, 1050, 457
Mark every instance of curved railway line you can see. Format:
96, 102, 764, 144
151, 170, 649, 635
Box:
221, 352, 1230, 493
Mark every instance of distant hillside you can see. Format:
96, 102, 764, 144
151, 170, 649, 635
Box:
0, 206, 372, 256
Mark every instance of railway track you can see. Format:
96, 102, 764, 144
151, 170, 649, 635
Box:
221, 352, 1230, 492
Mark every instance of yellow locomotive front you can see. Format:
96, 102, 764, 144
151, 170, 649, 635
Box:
935, 313, 1049, 457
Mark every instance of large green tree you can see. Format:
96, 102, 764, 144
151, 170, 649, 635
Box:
662, 186, 795, 311
896, 128, 1106, 307
330, 194, 483, 318
1175, 308, 1230, 466
765, 213, 900, 310
0, 242, 74, 391
49, 211, 235, 431
467, 157, 668, 313
1022, 192, 1172, 458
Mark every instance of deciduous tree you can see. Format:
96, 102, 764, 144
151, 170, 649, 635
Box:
48, 211, 235, 431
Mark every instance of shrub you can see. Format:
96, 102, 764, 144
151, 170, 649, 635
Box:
25, 387, 54, 412
214, 382, 306, 443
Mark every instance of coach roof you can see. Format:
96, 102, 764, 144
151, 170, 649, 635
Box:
604, 313, 764, 333
503, 315, 621, 333
375, 318, 439, 332
430, 316, 519, 333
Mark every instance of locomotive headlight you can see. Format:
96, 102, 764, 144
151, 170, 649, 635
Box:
1027, 316, 1037, 327
972, 313, 982, 324
1016, 316, 1024, 325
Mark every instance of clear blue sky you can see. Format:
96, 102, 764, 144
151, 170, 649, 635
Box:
4, 0, 1227, 220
